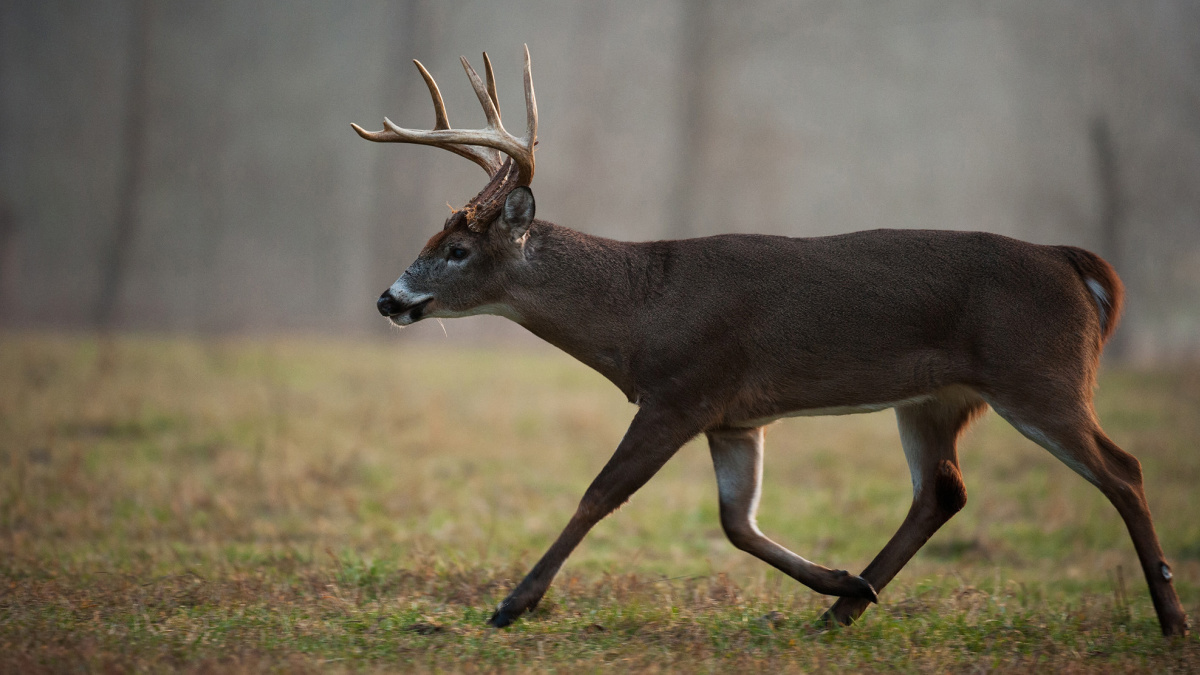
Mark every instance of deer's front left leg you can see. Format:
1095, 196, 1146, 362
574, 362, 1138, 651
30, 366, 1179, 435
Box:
488, 405, 705, 628
707, 427, 878, 601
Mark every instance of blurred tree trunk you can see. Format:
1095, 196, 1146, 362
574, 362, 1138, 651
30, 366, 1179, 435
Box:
667, 0, 717, 240
1090, 116, 1127, 360
0, 200, 15, 325
95, 0, 152, 331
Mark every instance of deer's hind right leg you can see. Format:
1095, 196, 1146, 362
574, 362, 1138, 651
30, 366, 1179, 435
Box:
706, 427, 878, 601
984, 390, 1189, 637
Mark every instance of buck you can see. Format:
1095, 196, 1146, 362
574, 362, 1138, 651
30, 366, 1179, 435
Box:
353, 46, 1189, 637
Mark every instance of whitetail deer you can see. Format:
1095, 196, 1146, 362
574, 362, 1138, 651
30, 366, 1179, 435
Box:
353, 46, 1189, 637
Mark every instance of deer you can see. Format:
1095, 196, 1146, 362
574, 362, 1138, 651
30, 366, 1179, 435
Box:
352, 46, 1189, 637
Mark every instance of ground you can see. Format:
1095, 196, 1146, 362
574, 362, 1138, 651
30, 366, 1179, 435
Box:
1, 335, 1197, 672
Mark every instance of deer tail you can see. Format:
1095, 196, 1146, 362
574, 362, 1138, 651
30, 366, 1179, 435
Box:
1058, 246, 1125, 345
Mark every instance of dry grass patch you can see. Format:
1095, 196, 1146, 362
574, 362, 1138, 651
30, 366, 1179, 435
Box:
1, 334, 1197, 671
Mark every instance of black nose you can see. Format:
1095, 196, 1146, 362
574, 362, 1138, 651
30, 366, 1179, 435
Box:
377, 292, 401, 317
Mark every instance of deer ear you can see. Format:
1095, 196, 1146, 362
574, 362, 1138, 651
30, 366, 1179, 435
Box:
501, 186, 535, 239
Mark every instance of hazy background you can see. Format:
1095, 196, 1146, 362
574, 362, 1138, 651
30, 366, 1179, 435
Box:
2, 0, 1198, 361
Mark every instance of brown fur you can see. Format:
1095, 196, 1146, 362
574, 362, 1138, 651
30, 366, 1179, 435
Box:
380, 203, 1188, 637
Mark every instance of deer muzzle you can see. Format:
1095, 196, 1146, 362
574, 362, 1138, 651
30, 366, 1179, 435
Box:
377, 290, 431, 325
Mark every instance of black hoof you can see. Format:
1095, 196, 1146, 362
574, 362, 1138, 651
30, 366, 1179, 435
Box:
854, 576, 879, 604
816, 611, 834, 629
487, 605, 520, 628
827, 570, 878, 602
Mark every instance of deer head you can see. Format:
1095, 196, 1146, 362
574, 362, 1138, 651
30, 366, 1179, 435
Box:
353, 46, 538, 326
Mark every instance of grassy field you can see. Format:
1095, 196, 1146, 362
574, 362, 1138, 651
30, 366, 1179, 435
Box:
1, 334, 1198, 672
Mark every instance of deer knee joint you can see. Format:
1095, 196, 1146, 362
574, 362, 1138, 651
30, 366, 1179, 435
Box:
575, 492, 620, 524
933, 460, 967, 515
718, 514, 759, 552
1095, 433, 1143, 485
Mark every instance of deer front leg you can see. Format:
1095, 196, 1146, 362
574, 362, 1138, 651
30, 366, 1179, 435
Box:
707, 427, 878, 601
488, 405, 706, 628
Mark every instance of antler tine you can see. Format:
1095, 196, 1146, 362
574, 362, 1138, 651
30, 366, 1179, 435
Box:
482, 52, 500, 120
522, 44, 537, 161
352, 58, 502, 176
460, 56, 501, 129
374, 117, 502, 175
413, 59, 450, 130
460, 50, 534, 184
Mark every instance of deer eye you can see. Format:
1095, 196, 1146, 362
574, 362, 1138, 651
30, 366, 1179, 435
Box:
448, 246, 469, 261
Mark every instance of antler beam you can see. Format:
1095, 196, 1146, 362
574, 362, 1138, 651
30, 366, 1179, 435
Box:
352, 45, 537, 186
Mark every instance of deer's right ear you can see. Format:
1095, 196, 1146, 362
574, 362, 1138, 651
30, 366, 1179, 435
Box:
501, 187, 535, 240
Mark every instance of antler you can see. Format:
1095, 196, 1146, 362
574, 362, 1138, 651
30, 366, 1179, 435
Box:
352, 45, 537, 186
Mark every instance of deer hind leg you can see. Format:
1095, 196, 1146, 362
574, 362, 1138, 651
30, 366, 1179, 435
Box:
986, 394, 1189, 637
707, 427, 878, 601
822, 389, 987, 627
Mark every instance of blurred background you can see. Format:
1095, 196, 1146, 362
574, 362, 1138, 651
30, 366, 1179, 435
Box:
3, 5, 1199, 665
2, 0, 1199, 361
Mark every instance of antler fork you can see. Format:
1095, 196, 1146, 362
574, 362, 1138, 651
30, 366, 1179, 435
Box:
352, 44, 538, 186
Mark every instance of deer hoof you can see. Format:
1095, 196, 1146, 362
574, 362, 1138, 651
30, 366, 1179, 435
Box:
856, 577, 879, 604
487, 605, 520, 628
817, 607, 852, 629
827, 570, 878, 602
488, 594, 534, 628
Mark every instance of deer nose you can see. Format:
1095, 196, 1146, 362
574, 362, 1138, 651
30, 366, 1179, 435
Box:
377, 291, 402, 317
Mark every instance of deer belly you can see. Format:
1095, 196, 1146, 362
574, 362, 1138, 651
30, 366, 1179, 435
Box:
739, 395, 936, 427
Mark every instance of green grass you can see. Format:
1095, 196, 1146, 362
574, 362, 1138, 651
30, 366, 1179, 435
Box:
1, 334, 1197, 672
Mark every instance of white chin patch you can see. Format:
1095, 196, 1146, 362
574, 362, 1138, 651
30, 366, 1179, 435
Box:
428, 303, 523, 322
387, 305, 425, 326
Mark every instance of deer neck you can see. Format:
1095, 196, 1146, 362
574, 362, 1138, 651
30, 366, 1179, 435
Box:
504, 222, 648, 401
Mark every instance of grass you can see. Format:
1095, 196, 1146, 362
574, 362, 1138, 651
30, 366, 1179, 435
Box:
1, 333, 1198, 672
